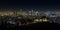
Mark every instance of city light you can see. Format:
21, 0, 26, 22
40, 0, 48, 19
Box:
0, 9, 60, 26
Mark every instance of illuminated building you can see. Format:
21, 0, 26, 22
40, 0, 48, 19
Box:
28, 11, 31, 15
35, 11, 39, 16
42, 18, 48, 22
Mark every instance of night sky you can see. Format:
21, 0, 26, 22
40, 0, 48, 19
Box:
0, 0, 60, 10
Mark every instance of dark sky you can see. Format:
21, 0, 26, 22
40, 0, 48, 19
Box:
0, 0, 60, 10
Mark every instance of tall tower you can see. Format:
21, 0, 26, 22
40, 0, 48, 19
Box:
31, 10, 33, 16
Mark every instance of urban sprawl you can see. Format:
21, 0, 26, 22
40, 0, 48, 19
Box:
0, 9, 60, 27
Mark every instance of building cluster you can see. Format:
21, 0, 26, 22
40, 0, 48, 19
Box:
0, 10, 60, 17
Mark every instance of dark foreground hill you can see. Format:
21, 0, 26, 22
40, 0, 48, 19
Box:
0, 22, 60, 30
